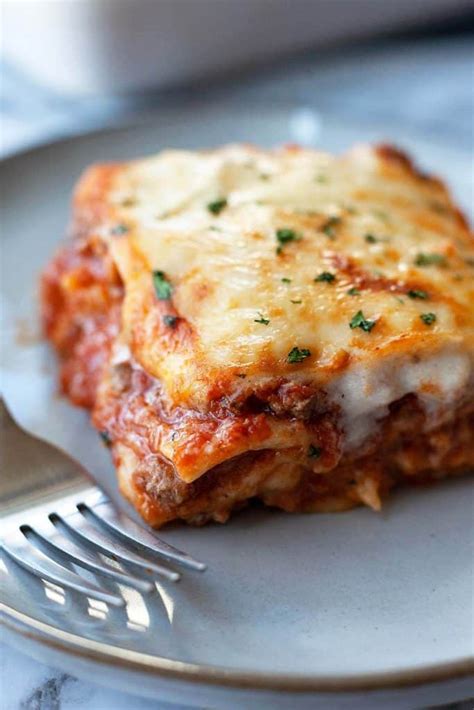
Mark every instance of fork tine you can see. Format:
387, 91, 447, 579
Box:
49, 512, 181, 582
1, 536, 124, 607
82, 497, 207, 572
20, 525, 155, 594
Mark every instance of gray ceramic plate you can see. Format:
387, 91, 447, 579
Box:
1, 104, 473, 709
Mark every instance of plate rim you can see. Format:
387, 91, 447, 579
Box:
1, 112, 473, 694
2, 604, 473, 693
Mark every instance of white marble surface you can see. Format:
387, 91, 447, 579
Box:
0, 644, 190, 709
1, 29, 473, 710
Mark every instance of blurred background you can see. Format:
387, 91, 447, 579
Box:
1, 0, 473, 157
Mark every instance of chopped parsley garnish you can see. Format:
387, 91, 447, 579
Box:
308, 444, 322, 459
259, 173, 270, 181
281, 277, 292, 283
314, 271, 336, 283
287, 346, 311, 364
349, 310, 376, 332
407, 289, 429, 300
290, 299, 302, 304
347, 287, 360, 296
207, 197, 227, 215
365, 233, 389, 244
110, 223, 129, 236
322, 215, 341, 238
315, 174, 328, 184
163, 314, 178, 328
276, 228, 300, 244
415, 253, 447, 267
152, 270, 172, 300
276, 228, 301, 254
254, 312, 270, 325
373, 209, 389, 221
99, 430, 112, 447
420, 312, 437, 326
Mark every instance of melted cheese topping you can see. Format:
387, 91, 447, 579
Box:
93, 144, 473, 413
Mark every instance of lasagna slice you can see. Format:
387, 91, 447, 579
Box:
41, 144, 474, 527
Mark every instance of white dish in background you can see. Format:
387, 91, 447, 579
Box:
1, 0, 469, 95
1, 105, 473, 709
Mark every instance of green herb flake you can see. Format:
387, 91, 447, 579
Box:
163, 314, 178, 328
349, 310, 376, 333
281, 277, 292, 283
276, 228, 301, 254
259, 173, 271, 181
407, 289, 429, 300
121, 197, 136, 208
347, 287, 360, 296
315, 174, 328, 184
152, 270, 173, 300
322, 216, 341, 239
287, 346, 311, 364
110, 223, 129, 236
290, 299, 302, 304
254, 312, 270, 325
207, 197, 227, 215
99, 430, 112, 447
314, 271, 336, 283
365, 233, 378, 244
276, 228, 300, 244
420, 312, 437, 326
394, 296, 405, 304
308, 444, 322, 459
415, 253, 447, 267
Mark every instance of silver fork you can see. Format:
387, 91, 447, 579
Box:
0, 400, 205, 607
